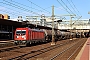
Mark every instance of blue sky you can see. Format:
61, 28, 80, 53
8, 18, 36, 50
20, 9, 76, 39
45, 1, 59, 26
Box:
0, 0, 90, 20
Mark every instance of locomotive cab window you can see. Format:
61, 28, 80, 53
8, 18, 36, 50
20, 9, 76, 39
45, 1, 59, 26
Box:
16, 30, 26, 35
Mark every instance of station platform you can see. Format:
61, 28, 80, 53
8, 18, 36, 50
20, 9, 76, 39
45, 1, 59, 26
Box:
75, 37, 90, 60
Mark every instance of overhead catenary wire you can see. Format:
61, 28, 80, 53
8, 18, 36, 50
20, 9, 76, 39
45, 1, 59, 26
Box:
0, 8, 27, 19
0, 1, 34, 19
66, 0, 80, 17
70, 0, 82, 16
0, 9, 18, 17
56, 0, 72, 15
27, 0, 51, 14
1, 2, 33, 15
3, 0, 41, 16
57, 0, 81, 20
60, 0, 76, 15
0, 4, 32, 16
10, 0, 49, 14
56, 0, 82, 25
68, 0, 82, 24
56, 0, 77, 22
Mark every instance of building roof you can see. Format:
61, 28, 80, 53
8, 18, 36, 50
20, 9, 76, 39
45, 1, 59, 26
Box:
0, 19, 22, 27
0, 19, 62, 31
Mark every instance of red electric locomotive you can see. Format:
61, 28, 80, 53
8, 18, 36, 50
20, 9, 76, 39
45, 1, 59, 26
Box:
14, 27, 45, 46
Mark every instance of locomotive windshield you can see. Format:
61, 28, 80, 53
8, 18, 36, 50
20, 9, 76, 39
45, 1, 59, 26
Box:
16, 30, 26, 35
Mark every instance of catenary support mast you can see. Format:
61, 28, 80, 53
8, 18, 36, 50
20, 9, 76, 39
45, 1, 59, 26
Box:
51, 5, 55, 45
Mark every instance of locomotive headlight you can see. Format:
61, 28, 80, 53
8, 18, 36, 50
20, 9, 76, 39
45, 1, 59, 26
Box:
22, 36, 24, 38
16, 36, 19, 38
22, 35, 26, 39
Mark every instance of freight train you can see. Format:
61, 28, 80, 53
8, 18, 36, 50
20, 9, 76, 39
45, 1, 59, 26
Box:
14, 27, 76, 46
84, 31, 90, 38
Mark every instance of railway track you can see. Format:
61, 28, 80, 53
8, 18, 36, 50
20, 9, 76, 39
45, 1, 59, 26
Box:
0, 38, 87, 60
0, 45, 26, 53
0, 40, 14, 48
8, 39, 79, 60
0, 40, 48, 53
50, 38, 86, 60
